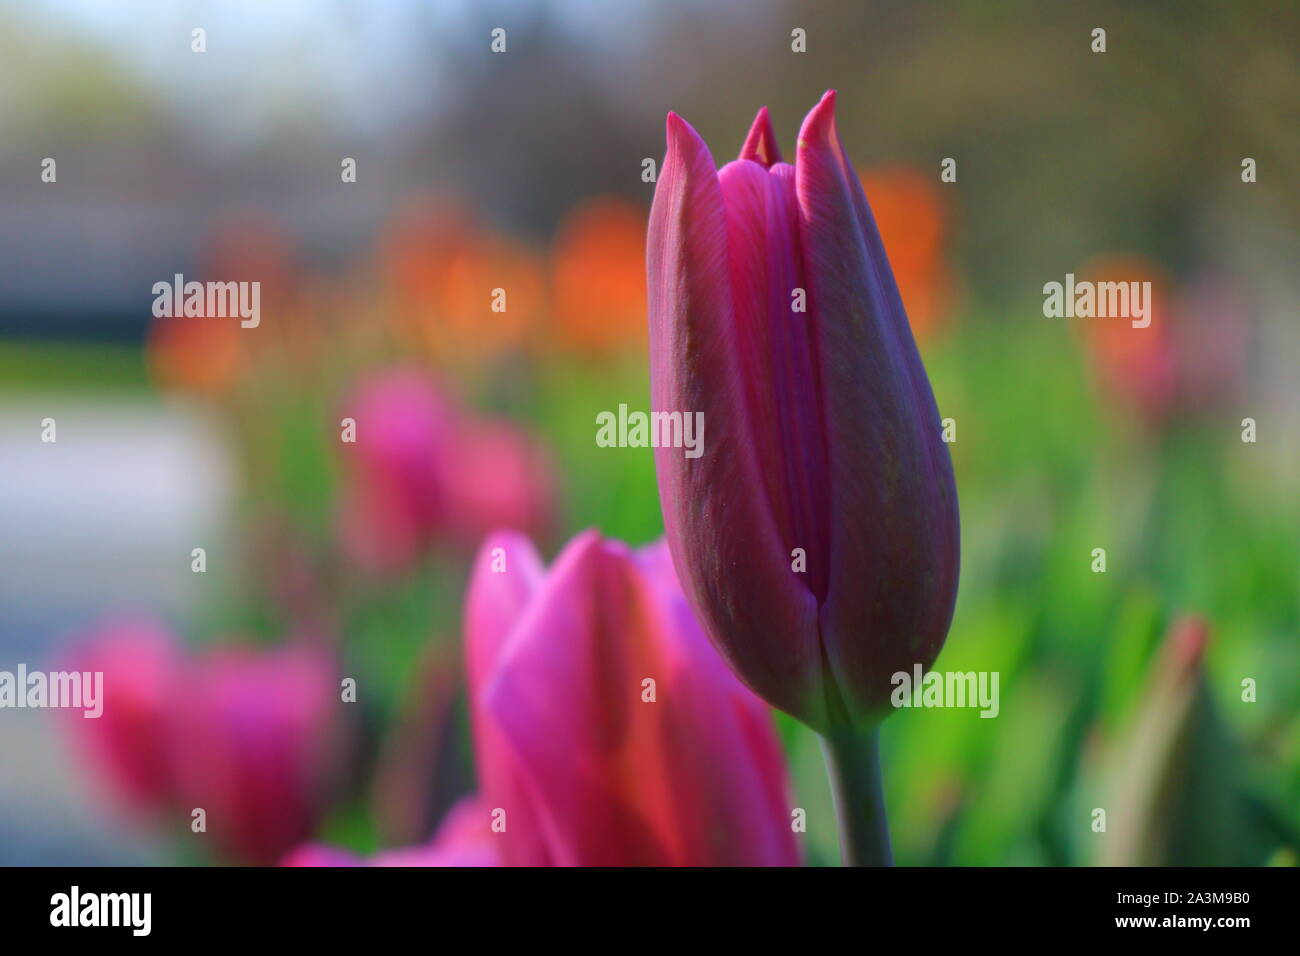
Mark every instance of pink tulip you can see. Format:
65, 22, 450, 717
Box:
63, 626, 344, 865
169, 643, 341, 865
443, 421, 555, 548
339, 368, 460, 572
464, 529, 800, 866
646, 93, 959, 732
339, 368, 555, 569
61, 620, 182, 814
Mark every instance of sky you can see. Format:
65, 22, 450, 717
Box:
8, 0, 674, 147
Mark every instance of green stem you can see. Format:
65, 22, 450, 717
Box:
820, 723, 893, 866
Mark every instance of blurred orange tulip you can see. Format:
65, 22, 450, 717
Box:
1076, 254, 1177, 426
147, 213, 313, 394
551, 196, 648, 354
147, 312, 243, 395
382, 197, 542, 362
203, 213, 323, 373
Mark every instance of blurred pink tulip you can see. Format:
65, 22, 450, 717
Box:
61, 620, 182, 814
443, 421, 555, 548
282, 797, 499, 867
339, 368, 460, 572
170, 643, 341, 865
464, 530, 800, 866
339, 368, 555, 570
63, 625, 344, 865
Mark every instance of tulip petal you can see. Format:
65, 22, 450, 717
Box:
649, 112, 827, 728
795, 90, 960, 721
632, 541, 800, 865
718, 158, 831, 601
479, 532, 669, 864
739, 106, 782, 168
464, 531, 551, 865
465, 531, 545, 692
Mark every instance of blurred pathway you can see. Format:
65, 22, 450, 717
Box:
0, 396, 231, 863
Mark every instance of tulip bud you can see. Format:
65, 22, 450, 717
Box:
647, 93, 959, 732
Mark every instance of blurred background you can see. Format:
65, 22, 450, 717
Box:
0, 0, 1296, 865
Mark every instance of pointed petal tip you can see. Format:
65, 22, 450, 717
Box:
665, 111, 711, 159
665, 111, 698, 146
473, 529, 542, 572
739, 105, 782, 167
660, 111, 719, 188
555, 526, 606, 567
798, 90, 840, 149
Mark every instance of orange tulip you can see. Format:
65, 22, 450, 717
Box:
1076, 254, 1177, 425
382, 197, 542, 362
551, 196, 648, 354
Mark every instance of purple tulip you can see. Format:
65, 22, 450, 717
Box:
647, 92, 959, 733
